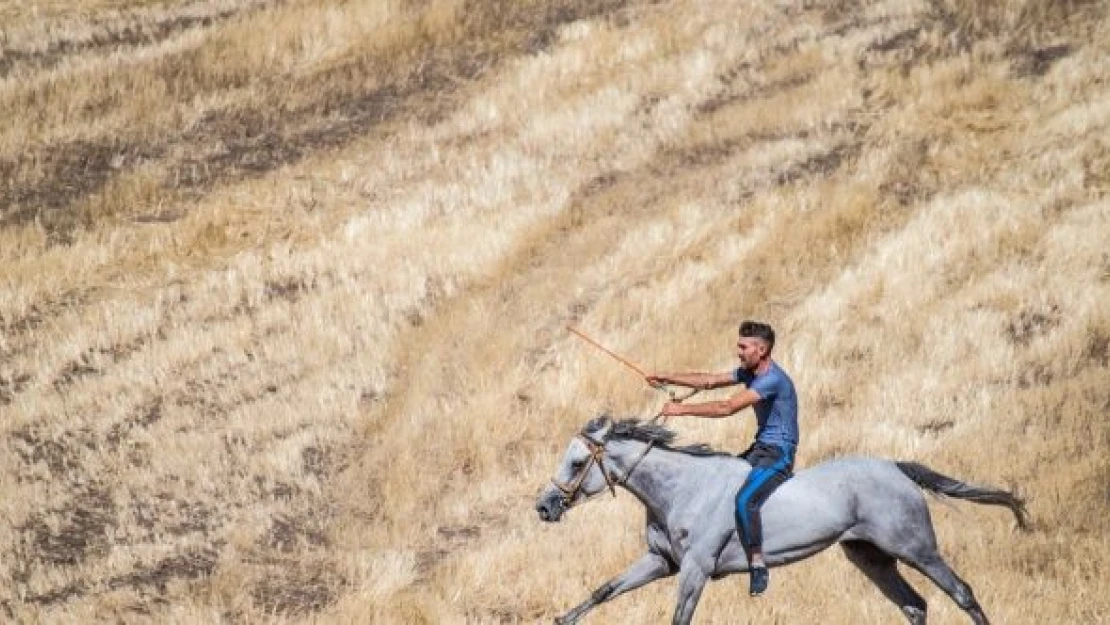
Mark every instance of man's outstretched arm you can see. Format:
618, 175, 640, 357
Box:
660, 389, 761, 419
646, 371, 736, 390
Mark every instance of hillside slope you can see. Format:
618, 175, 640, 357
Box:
2, 0, 1108, 623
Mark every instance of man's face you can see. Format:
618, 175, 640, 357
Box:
736, 336, 768, 369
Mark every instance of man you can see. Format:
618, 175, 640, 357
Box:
647, 321, 798, 597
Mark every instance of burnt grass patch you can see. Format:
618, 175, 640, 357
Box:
1006, 304, 1062, 346
0, 140, 161, 240
9, 425, 93, 478
263, 511, 331, 553
45, 338, 150, 394
0, 371, 32, 405
1009, 44, 1072, 78
131, 493, 220, 538
1, 0, 637, 245
162, 49, 497, 196
19, 484, 116, 567
108, 548, 220, 595
24, 548, 219, 607
0, 3, 273, 79
775, 142, 859, 186
252, 563, 345, 616
302, 443, 346, 479
0, 289, 93, 357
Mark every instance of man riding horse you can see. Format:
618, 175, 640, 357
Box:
648, 320, 796, 597
538, 322, 1028, 624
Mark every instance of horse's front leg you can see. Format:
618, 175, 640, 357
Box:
672, 555, 711, 625
555, 552, 674, 625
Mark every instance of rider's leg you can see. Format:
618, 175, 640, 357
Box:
734, 460, 789, 596
736, 467, 788, 564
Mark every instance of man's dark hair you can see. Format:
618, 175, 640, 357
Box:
739, 321, 775, 350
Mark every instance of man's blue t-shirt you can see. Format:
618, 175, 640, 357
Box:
733, 361, 799, 451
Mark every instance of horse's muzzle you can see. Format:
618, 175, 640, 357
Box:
536, 492, 566, 523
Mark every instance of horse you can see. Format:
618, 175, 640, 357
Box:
535, 416, 1029, 625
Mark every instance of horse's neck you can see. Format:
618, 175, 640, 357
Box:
606, 439, 694, 520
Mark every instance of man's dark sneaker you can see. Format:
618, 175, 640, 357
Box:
749, 566, 769, 597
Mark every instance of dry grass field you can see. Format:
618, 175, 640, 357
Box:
2, 0, 1108, 622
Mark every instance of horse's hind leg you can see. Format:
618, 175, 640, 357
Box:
908, 553, 989, 625
871, 475, 988, 624
841, 541, 927, 624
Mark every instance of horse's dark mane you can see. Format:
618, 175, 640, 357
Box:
584, 416, 734, 458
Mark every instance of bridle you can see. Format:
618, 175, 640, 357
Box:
550, 435, 616, 504
549, 433, 656, 506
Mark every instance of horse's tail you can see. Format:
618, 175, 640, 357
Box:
896, 461, 1031, 531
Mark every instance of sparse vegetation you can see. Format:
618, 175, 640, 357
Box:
1, 0, 1108, 622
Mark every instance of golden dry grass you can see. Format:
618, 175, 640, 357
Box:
1, 0, 1108, 623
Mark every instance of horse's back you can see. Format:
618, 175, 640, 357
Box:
762, 457, 917, 530
785, 456, 916, 505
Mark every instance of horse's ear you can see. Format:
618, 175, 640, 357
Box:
584, 415, 613, 441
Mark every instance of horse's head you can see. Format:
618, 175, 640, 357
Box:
535, 416, 617, 523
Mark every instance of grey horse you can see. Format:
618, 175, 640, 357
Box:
535, 416, 1029, 625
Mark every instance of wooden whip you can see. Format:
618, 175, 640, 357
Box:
565, 325, 700, 408
566, 325, 651, 381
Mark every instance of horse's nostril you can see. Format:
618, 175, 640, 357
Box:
537, 501, 560, 522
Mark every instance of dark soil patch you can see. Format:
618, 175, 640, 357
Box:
1, 0, 636, 245
697, 72, 815, 116
264, 512, 330, 553
19, 484, 116, 567
106, 397, 164, 449
9, 425, 92, 477
302, 444, 345, 478
916, 418, 955, 435
131, 493, 218, 537
264, 275, 318, 305
0, 3, 270, 78
0, 140, 161, 239
251, 563, 345, 616
22, 581, 89, 607
867, 27, 922, 53
108, 548, 219, 594
1009, 44, 1072, 77
1084, 326, 1110, 366
775, 142, 858, 186
52, 353, 103, 390
24, 548, 218, 606
1006, 304, 1061, 346
0, 371, 32, 405
0, 289, 92, 351
163, 48, 495, 195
